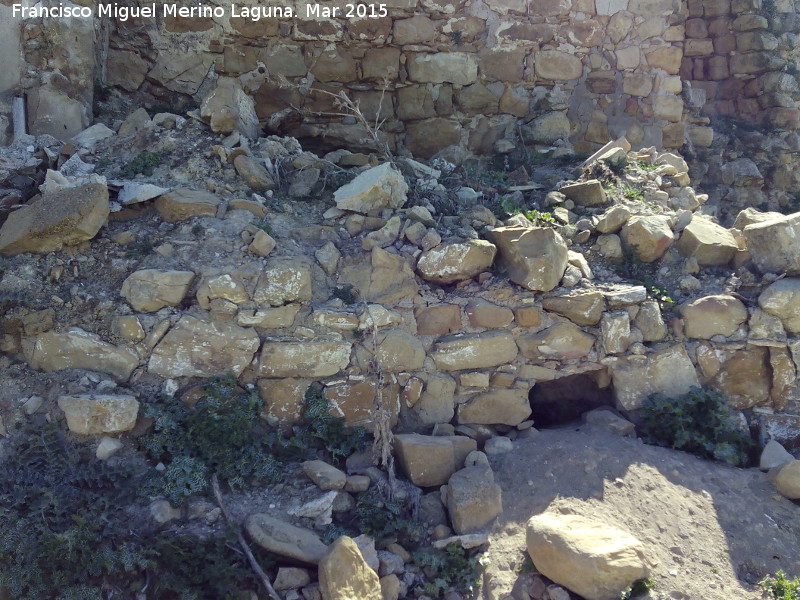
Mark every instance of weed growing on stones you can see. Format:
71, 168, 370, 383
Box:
412, 543, 488, 599
139, 376, 283, 504
761, 570, 800, 600
639, 387, 757, 467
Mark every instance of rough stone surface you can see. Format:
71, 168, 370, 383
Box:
394, 434, 457, 487
517, 322, 595, 360
681, 295, 747, 339
431, 331, 518, 371
446, 466, 503, 534
319, 536, 382, 600
245, 514, 328, 564
304, 460, 347, 491
0, 182, 109, 256
334, 163, 408, 213
621, 215, 675, 263
610, 344, 699, 410
559, 180, 607, 207
486, 226, 569, 292
121, 269, 195, 312
542, 291, 605, 326
710, 347, 771, 410
758, 279, 800, 333
155, 189, 221, 222
744, 212, 800, 275
417, 240, 497, 284
760, 440, 794, 471
58, 394, 139, 435
677, 219, 738, 266
149, 315, 260, 378
259, 341, 352, 377
457, 388, 532, 426
526, 513, 649, 600
770, 461, 800, 500
254, 259, 313, 306
23, 328, 138, 381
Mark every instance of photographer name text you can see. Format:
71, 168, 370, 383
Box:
13, 2, 388, 21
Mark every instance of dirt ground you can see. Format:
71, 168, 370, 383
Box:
482, 426, 800, 600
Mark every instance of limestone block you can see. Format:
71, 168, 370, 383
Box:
155, 188, 220, 222
319, 536, 382, 600
457, 388, 531, 426
324, 377, 399, 428
431, 331, 518, 371
518, 322, 595, 360
58, 394, 139, 435
527, 513, 648, 600
759, 279, 800, 333
535, 50, 583, 80
334, 163, 408, 214
407, 53, 478, 85
542, 291, 605, 326
610, 344, 699, 410
23, 328, 138, 381
246, 514, 328, 564
485, 226, 569, 292
121, 269, 195, 312
149, 315, 259, 378
417, 240, 497, 284
620, 215, 674, 262
259, 340, 352, 378
0, 182, 109, 256
744, 213, 800, 275
258, 378, 309, 428
559, 180, 608, 207
680, 295, 747, 338
710, 347, 771, 409
253, 258, 312, 306
447, 466, 502, 534
465, 301, 514, 328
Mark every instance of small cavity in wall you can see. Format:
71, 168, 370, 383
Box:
529, 369, 614, 428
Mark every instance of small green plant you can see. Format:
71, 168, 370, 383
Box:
523, 209, 557, 227
252, 219, 272, 234
139, 377, 282, 504
647, 284, 674, 305
639, 387, 756, 467
622, 184, 644, 201
120, 151, 166, 178
621, 578, 654, 598
634, 159, 659, 171
353, 490, 423, 542
761, 570, 800, 600
413, 543, 488, 598
287, 385, 369, 464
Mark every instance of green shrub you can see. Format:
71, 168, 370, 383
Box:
286, 384, 369, 464
0, 385, 278, 600
139, 377, 282, 504
639, 387, 756, 467
761, 570, 800, 600
120, 151, 166, 178
354, 490, 423, 542
413, 543, 488, 598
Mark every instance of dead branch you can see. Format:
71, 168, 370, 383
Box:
210, 474, 282, 600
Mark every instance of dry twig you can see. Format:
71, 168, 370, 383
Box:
210, 474, 281, 600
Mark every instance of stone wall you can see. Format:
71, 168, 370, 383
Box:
2, 144, 798, 450
3, 1, 800, 154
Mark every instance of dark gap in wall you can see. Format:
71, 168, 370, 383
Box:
529, 370, 614, 429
